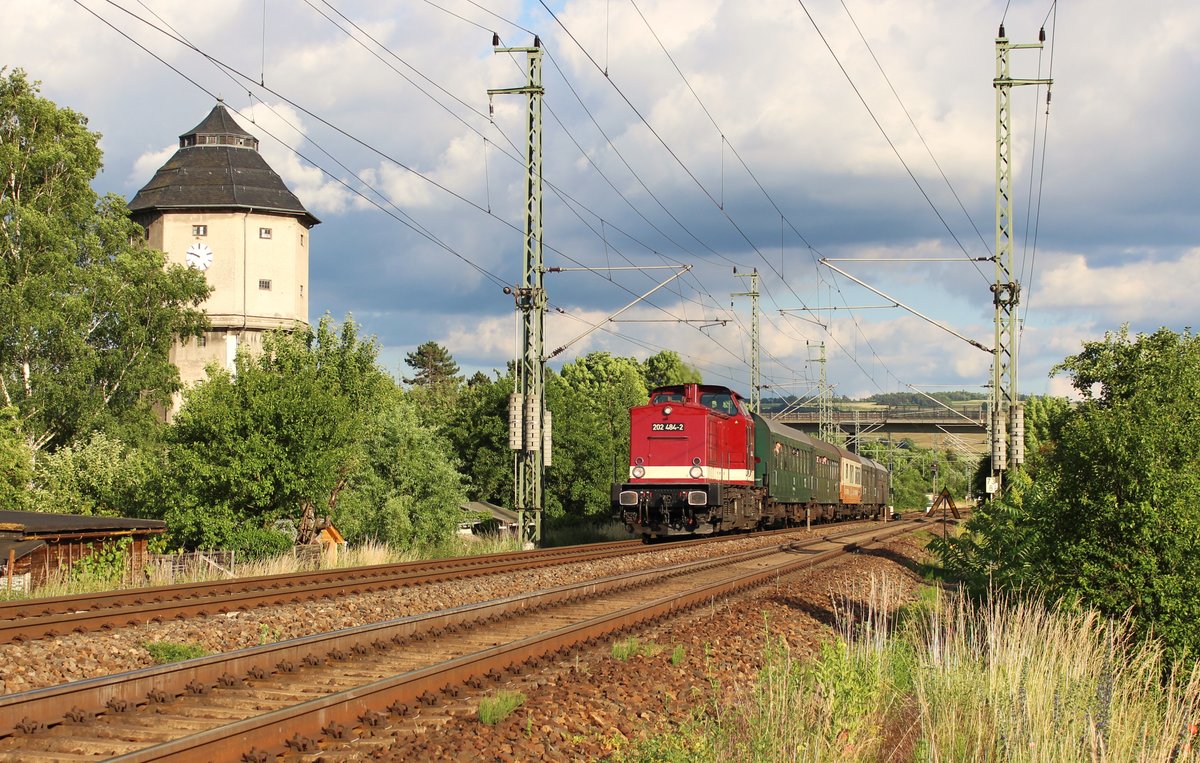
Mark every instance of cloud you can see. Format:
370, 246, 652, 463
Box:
129, 145, 176, 188
1033, 248, 1200, 326
4, 0, 1197, 404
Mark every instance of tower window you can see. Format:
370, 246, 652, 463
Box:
193, 224, 207, 236
259, 227, 272, 239
196, 334, 207, 348
259, 279, 272, 291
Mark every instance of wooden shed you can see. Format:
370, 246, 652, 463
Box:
0, 511, 167, 590
459, 502, 520, 537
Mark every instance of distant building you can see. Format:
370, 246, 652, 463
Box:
128, 103, 319, 413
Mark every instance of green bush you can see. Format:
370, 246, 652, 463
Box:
226, 527, 294, 561
70, 537, 131, 585
931, 327, 1200, 662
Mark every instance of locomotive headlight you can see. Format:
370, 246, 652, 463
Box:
663, 406, 673, 416
689, 466, 703, 479
632, 465, 646, 479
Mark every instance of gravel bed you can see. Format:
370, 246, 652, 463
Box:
322, 534, 933, 761
0, 527, 849, 695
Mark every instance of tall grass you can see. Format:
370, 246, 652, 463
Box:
615, 579, 1200, 762
710, 576, 910, 763
912, 593, 1200, 762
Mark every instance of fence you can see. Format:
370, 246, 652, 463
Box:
145, 550, 239, 584
145, 545, 325, 585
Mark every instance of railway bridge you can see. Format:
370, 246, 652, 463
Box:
771, 405, 988, 452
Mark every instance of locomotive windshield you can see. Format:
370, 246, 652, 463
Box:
699, 391, 736, 415
651, 391, 685, 405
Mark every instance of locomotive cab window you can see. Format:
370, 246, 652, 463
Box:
652, 392, 685, 405
700, 392, 735, 415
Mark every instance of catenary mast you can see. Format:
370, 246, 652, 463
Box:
491, 36, 546, 545
989, 24, 1050, 495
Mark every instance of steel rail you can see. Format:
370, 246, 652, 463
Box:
0, 523, 852, 645
114, 521, 922, 761
0, 539, 640, 622
0, 519, 929, 758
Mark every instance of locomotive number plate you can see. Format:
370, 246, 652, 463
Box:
651, 423, 685, 431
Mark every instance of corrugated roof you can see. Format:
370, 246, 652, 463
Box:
461, 501, 519, 524
128, 104, 319, 227
0, 511, 166, 535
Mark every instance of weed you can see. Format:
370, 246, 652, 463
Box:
671, 644, 686, 666
144, 640, 208, 664
612, 637, 663, 660
478, 690, 526, 725
257, 623, 283, 645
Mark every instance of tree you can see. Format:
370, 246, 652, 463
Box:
556, 353, 648, 517
1039, 327, 1200, 659
335, 391, 467, 550
0, 69, 210, 453
545, 369, 613, 518
0, 406, 31, 510
641, 350, 702, 389
1021, 395, 1071, 477
403, 341, 461, 388
932, 327, 1200, 661
28, 431, 152, 517
443, 371, 514, 508
163, 317, 390, 549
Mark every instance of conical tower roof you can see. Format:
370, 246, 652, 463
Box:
128, 103, 319, 227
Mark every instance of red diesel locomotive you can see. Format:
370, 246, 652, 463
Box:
612, 383, 891, 540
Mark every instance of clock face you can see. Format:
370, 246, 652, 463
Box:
186, 242, 214, 271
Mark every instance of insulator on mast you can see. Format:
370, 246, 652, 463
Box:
991, 407, 1007, 471
1010, 403, 1025, 466
523, 394, 541, 450
542, 410, 553, 467
507, 393, 524, 450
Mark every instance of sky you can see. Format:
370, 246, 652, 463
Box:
3, 0, 1197, 401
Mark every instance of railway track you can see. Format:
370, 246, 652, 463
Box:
0, 517, 935, 761
0, 539, 654, 645
0, 524, 857, 645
